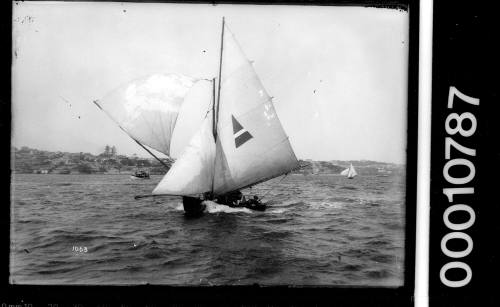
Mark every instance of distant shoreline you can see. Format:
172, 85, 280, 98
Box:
12, 146, 404, 176
12, 172, 153, 176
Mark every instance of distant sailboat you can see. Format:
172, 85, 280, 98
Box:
340, 167, 349, 176
94, 18, 300, 215
342, 163, 357, 179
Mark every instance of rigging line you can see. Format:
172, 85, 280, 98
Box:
93, 100, 173, 166
59, 95, 70, 104
170, 116, 178, 152
231, 160, 296, 195
210, 78, 218, 195
93, 100, 167, 163
122, 78, 207, 155
254, 173, 289, 202
216, 16, 225, 130
137, 108, 165, 154
203, 94, 213, 119
229, 154, 302, 195
135, 192, 204, 200
260, 163, 303, 197
132, 139, 170, 169
211, 77, 217, 140
212, 17, 225, 196
200, 87, 215, 121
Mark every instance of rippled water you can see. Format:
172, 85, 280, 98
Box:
10, 173, 405, 286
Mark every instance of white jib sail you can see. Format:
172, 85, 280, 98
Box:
213, 24, 300, 195
341, 168, 349, 176
152, 112, 216, 196
347, 164, 357, 178
95, 74, 199, 157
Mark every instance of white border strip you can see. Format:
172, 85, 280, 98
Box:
416, 0, 433, 307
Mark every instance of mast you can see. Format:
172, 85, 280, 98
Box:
211, 17, 225, 196
212, 78, 217, 140
216, 16, 225, 131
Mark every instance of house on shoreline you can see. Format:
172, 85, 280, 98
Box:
12, 146, 170, 175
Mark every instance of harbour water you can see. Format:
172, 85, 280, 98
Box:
10, 173, 405, 286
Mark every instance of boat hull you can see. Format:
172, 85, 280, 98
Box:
182, 196, 206, 217
226, 200, 267, 211
181, 196, 266, 215
243, 202, 267, 211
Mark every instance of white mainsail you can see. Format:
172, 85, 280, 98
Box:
152, 112, 216, 195
212, 23, 300, 195
347, 164, 357, 179
94, 74, 200, 157
151, 20, 299, 197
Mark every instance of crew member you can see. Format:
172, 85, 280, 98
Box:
251, 195, 260, 205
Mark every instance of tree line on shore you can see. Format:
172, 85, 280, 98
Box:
12, 146, 171, 175
12, 146, 403, 176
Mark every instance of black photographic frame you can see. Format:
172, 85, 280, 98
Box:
2, 1, 419, 306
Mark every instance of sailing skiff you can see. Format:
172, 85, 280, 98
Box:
341, 163, 357, 179
94, 18, 300, 215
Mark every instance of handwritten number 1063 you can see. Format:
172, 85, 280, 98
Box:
72, 246, 88, 253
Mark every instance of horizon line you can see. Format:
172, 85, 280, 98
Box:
11, 145, 406, 165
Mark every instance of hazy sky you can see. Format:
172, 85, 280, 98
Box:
12, 2, 409, 164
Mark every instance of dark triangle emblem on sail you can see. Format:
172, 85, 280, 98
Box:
231, 115, 253, 148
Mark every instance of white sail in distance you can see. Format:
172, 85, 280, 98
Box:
347, 164, 357, 178
212, 22, 300, 195
94, 74, 200, 157
340, 167, 349, 176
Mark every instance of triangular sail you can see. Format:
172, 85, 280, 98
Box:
340, 168, 349, 176
347, 164, 357, 178
152, 112, 216, 196
95, 74, 200, 157
212, 23, 299, 195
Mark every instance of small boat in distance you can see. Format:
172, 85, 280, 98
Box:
130, 170, 150, 180
341, 163, 357, 179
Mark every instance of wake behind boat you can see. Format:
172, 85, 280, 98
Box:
95, 17, 299, 216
